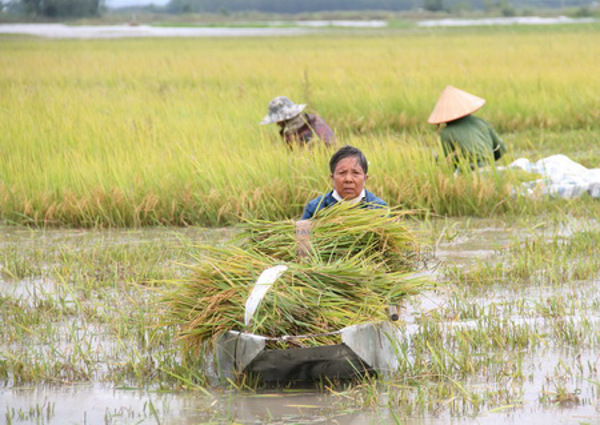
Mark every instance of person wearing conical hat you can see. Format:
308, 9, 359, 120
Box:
428, 86, 506, 168
260, 96, 336, 149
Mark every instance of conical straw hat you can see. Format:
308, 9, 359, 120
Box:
427, 86, 486, 124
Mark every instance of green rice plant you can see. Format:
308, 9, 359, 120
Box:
161, 244, 426, 348
237, 202, 420, 272
0, 246, 46, 279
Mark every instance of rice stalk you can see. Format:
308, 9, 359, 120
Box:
162, 244, 426, 348
237, 202, 420, 272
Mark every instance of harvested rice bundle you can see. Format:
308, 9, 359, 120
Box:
162, 245, 425, 348
238, 202, 419, 272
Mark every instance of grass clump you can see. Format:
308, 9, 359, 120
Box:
444, 229, 600, 286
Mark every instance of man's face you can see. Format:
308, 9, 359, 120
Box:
331, 156, 368, 200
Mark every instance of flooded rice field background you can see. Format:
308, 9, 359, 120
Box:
0, 17, 597, 39
2, 217, 600, 424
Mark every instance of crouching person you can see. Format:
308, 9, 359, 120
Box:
428, 85, 506, 169
260, 96, 336, 149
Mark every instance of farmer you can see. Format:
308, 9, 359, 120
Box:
260, 96, 336, 149
301, 145, 387, 220
428, 86, 506, 169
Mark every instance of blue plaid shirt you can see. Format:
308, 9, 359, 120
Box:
301, 189, 387, 220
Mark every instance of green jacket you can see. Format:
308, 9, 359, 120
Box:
440, 115, 506, 167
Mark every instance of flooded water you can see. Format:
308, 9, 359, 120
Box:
1, 218, 600, 424
291, 20, 387, 28
0, 23, 313, 39
0, 21, 385, 39
1, 16, 595, 39
3, 381, 599, 425
418, 16, 597, 27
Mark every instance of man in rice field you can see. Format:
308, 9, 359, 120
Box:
260, 96, 336, 149
301, 145, 387, 219
428, 86, 507, 169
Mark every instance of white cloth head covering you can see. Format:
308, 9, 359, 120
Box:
260, 96, 306, 125
332, 189, 366, 203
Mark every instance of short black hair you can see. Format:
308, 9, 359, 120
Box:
329, 145, 368, 174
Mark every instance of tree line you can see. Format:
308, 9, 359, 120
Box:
165, 0, 419, 14
164, 0, 594, 14
7, 0, 102, 17
5, 0, 596, 18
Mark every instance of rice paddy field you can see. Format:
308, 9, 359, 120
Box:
1, 21, 600, 425
1, 22, 600, 226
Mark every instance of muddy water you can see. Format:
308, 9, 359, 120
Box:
0, 21, 384, 39
1, 218, 600, 424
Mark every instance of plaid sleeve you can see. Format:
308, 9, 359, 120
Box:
312, 115, 336, 146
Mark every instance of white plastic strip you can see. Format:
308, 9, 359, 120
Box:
244, 265, 288, 326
